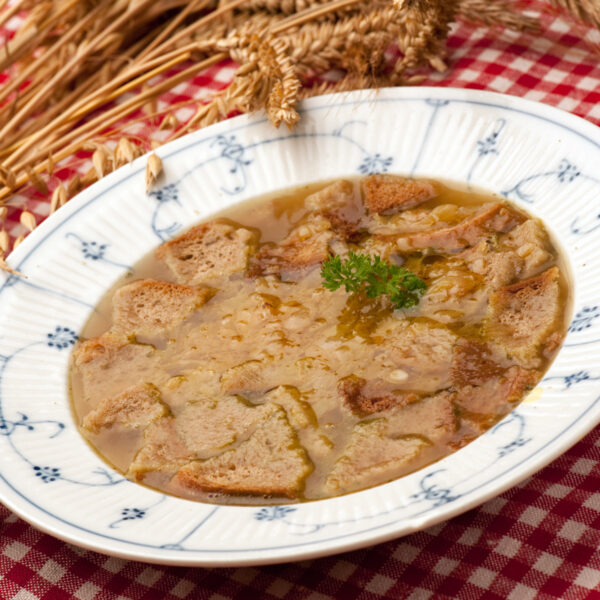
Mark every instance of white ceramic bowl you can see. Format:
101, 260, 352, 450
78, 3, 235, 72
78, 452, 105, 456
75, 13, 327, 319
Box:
1, 87, 599, 566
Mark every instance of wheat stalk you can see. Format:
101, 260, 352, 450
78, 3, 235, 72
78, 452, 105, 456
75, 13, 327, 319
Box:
0, 0, 598, 267
550, 0, 600, 29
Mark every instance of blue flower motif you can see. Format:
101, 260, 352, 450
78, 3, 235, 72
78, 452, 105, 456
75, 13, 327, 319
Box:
476, 137, 497, 156
0, 418, 10, 435
466, 119, 506, 183
254, 506, 297, 521
411, 486, 458, 507
571, 214, 600, 236
0, 413, 32, 436
0, 413, 65, 439
358, 153, 393, 175
210, 135, 253, 195
65, 233, 129, 272
149, 184, 181, 240
120, 508, 146, 521
149, 183, 179, 204
80, 241, 107, 260
497, 437, 531, 458
556, 159, 580, 183
33, 465, 60, 483
564, 371, 591, 388
212, 135, 252, 174
569, 306, 600, 332
46, 326, 77, 349
410, 470, 460, 507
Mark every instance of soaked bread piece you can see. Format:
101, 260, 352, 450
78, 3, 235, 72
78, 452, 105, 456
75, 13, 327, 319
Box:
373, 320, 456, 392
82, 382, 168, 433
265, 386, 317, 429
338, 375, 418, 416
220, 359, 276, 395
112, 279, 214, 338
250, 214, 333, 276
74, 331, 127, 366
265, 386, 334, 462
362, 175, 436, 214
129, 417, 194, 476
456, 365, 539, 413
385, 391, 457, 443
487, 266, 561, 367
502, 219, 554, 279
367, 203, 478, 236
174, 397, 270, 459
171, 406, 312, 498
160, 370, 220, 412
305, 179, 354, 212
156, 221, 257, 285
73, 333, 162, 412
396, 202, 524, 252
455, 366, 539, 432
459, 239, 523, 289
451, 340, 508, 387
307, 180, 362, 243
452, 340, 539, 430
325, 420, 429, 494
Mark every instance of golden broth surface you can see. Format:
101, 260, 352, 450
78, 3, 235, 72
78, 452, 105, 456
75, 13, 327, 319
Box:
70, 177, 569, 505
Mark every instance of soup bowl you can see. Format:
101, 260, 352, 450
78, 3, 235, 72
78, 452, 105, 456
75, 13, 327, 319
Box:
1, 87, 599, 566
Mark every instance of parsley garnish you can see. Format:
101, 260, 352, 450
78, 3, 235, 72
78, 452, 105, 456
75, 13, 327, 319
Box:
321, 252, 427, 309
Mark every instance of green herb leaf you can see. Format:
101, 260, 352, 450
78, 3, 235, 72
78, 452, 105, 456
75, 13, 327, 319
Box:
321, 252, 426, 309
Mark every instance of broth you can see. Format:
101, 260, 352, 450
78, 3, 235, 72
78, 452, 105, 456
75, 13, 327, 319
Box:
70, 176, 569, 505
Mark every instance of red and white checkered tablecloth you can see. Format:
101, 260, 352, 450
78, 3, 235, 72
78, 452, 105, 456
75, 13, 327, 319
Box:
2, 2, 600, 599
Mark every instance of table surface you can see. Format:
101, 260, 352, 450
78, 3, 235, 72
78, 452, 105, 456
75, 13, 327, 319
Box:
2, 2, 600, 599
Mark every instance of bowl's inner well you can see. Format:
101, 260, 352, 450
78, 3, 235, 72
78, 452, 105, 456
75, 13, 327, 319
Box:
69, 176, 570, 505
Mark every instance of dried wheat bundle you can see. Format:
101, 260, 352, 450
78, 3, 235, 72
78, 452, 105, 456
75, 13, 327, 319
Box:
550, 0, 600, 29
458, 0, 539, 31
0, 0, 598, 266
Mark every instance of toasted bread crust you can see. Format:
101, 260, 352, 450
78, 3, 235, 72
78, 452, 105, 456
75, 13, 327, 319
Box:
112, 279, 213, 337
129, 418, 194, 477
396, 202, 524, 252
451, 340, 507, 387
487, 266, 561, 367
171, 407, 312, 498
305, 180, 354, 212
249, 215, 333, 277
455, 365, 539, 422
503, 219, 553, 279
362, 175, 436, 215
383, 391, 457, 445
175, 397, 271, 459
325, 419, 428, 494
338, 375, 413, 416
156, 221, 257, 285
82, 382, 168, 433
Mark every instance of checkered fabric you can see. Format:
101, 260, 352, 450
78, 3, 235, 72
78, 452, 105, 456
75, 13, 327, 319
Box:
2, 2, 600, 599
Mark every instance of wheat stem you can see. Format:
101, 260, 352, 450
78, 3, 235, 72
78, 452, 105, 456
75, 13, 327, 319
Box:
137, 0, 212, 61
0, 0, 156, 140
272, 0, 365, 32
0, 1, 109, 107
141, 0, 248, 62
0, 54, 227, 199
0, 0, 27, 30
